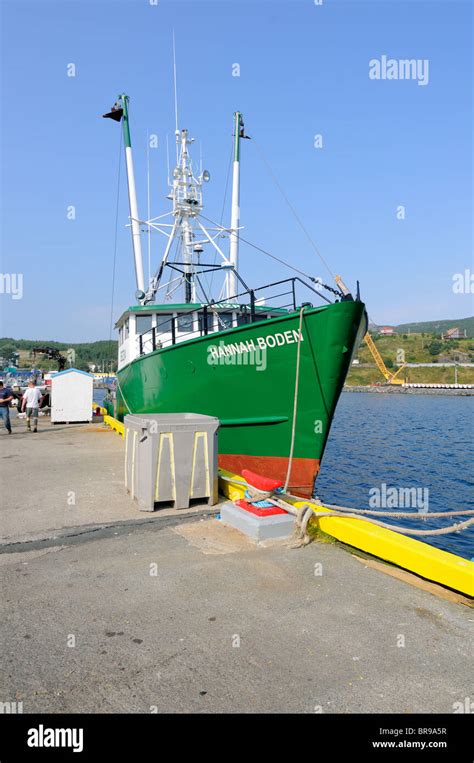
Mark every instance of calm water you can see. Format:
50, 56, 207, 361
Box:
93, 388, 107, 405
316, 392, 474, 560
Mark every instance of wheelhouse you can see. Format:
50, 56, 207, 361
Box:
115, 302, 288, 370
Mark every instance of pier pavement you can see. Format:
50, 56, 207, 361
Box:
1, 416, 472, 713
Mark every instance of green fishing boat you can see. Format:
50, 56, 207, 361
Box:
103, 94, 367, 497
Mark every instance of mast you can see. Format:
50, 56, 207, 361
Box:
179, 129, 194, 303
228, 111, 243, 299
121, 95, 146, 298
106, 95, 238, 307
103, 95, 145, 299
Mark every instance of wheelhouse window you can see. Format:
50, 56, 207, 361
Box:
119, 326, 124, 344
136, 315, 152, 335
156, 314, 173, 333
217, 312, 233, 329
198, 311, 214, 334
124, 319, 129, 339
237, 312, 250, 326
176, 313, 195, 334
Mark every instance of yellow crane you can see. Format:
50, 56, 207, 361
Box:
363, 332, 406, 385
334, 275, 406, 386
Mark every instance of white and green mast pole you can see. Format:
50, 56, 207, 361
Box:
120, 94, 145, 299
228, 111, 243, 299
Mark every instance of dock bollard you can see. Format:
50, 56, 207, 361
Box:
124, 413, 219, 511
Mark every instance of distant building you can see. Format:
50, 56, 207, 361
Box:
379, 326, 395, 336
442, 327, 466, 340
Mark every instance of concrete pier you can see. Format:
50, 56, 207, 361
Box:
1, 416, 472, 713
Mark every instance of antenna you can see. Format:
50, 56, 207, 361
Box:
146, 130, 151, 285
166, 134, 170, 186
173, 31, 179, 162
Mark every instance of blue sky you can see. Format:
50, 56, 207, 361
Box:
1, 0, 472, 342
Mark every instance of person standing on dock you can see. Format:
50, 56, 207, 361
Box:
0, 381, 13, 434
21, 380, 42, 433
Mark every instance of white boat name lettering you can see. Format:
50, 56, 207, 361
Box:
208, 329, 303, 361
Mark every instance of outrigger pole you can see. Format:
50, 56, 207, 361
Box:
103, 95, 146, 300
228, 111, 245, 300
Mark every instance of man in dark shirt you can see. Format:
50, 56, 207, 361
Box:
0, 381, 13, 434
11, 386, 23, 413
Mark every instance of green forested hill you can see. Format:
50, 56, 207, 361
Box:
394, 317, 474, 337
0, 338, 117, 372
347, 331, 474, 385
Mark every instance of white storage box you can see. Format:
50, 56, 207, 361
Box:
51, 368, 93, 424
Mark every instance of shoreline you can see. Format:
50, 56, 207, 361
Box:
344, 385, 474, 396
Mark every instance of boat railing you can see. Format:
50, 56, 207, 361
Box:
136, 276, 329, 357
136, 308, 223, 356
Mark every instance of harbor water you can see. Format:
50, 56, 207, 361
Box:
317, 392, 474, 561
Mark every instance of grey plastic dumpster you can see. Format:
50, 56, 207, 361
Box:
124, 413, 219, 511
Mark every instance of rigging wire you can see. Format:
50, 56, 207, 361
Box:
219, 141, 234, 226
172, 30, 179, 162
252, 138, 336, 282
108, 126, 123, 361
147, 131, 341, 305
198, 211, 326, 284
166, 134, 171, 185
165, 237, 181, 300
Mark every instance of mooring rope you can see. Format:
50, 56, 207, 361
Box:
284, 306, 306, 493
287, 497, 474, 520
219, 474, 474, 546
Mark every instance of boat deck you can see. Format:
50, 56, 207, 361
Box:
1, 415, 472, 712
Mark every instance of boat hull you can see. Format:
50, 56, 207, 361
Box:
116, 300, 367, 496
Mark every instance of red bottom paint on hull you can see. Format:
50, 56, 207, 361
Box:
218, 454, 320, 498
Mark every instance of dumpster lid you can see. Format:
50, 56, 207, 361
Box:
124, 412, 220, 429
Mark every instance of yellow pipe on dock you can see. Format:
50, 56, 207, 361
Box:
218, 468, 474, 597
103, 414, 124, 438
